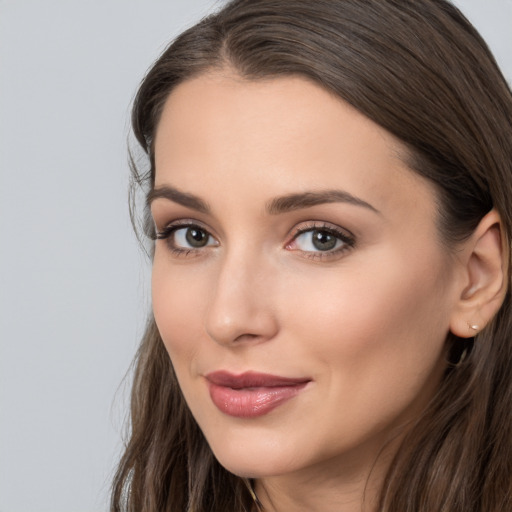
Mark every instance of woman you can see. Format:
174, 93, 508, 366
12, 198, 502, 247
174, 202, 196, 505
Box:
112, 1, 512, 510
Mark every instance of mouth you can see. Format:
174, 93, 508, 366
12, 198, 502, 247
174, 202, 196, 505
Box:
205, 371, 311, 418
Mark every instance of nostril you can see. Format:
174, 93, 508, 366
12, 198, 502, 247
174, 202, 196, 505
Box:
233, 333, 260, 343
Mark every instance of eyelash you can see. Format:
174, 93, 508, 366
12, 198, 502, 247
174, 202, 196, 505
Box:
155, 221, 216, 258
155, 220, 356, 260
287, 222, 355, 260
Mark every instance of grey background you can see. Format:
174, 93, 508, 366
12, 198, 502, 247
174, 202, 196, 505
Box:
0, 1, 510, 511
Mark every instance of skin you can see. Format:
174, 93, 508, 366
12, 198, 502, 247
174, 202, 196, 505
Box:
150, 72, 473, 512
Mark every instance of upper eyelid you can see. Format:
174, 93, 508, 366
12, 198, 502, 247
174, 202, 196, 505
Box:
290, 221, 355, 239
287, 221, 356, 252
155, 217, 202, 228
155, 218, 215, 235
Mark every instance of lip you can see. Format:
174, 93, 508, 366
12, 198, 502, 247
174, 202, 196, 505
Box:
205, 371, 311, 418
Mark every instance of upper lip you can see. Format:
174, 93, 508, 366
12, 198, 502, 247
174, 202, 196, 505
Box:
205, 371, 311, 389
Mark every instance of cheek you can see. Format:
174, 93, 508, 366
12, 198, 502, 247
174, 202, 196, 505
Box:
305, 245, 448, 335
281, 248, 453, 403
151, 256, 209, 365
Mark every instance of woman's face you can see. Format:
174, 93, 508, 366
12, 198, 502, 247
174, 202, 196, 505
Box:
151, 72, 463, 480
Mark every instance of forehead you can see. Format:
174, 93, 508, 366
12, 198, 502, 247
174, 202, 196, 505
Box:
153, 72, 437, 226
154, 72, 400, 164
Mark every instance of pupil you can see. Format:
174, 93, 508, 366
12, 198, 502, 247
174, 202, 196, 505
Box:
312, 230, 336, 251
186, 228, 208, 247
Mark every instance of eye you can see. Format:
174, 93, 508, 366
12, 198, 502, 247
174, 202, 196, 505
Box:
156, 223, 218, 253
174, 226, 213, 248
295, 229, 341, 251
287, 224, 355, 257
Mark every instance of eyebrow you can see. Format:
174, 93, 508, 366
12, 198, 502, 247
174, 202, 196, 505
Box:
266, 190, 380, 215
147, 185, 210, 213
148, 185, 379, 215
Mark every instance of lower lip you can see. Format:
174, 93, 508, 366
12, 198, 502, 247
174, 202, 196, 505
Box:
207, 382, 308, 418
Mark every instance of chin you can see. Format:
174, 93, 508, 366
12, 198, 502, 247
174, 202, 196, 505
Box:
216, 458, 282, 479
208, 440, 296, 479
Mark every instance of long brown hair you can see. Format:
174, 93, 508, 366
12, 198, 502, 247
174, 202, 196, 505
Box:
111, 1, 512, 510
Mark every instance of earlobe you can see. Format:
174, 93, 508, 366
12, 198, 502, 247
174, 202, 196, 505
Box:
450, 209, 509, 338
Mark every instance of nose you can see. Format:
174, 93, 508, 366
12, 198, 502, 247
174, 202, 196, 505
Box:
205, 250, 279, 347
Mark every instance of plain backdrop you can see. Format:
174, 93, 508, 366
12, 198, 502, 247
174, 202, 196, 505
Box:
0, 1, 510, 511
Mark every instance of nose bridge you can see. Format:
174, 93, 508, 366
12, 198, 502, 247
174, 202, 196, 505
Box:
205, 244, 278, 346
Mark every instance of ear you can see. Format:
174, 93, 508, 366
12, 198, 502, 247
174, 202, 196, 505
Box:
450, 209, 509, 338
